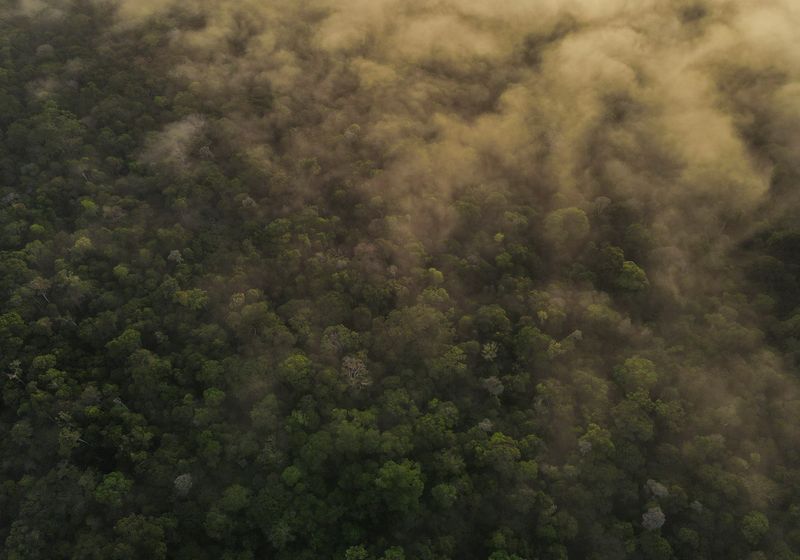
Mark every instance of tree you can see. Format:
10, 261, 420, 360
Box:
741, 512, 769, 547
94, 471, 132, 508
544, 207, 590, 250
616, 261, 649, 292
112, 515, 167, 560
613, 357, 659, 395
278, 353, 313, 391
375, 460, 425, 516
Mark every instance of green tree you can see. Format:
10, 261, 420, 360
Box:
375, 460, 425, 516
94, 472, 132, 508
741, 511, 769, 547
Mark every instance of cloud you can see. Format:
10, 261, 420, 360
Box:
142, 115, 207, 173
93, 0, 800, 508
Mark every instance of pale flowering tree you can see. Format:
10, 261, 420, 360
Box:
167, 249, 183, 264
481, 376, 504, 396
341, 355, 371, 388
174, 473, 193, 496
646, 479, 669, 498
481, 342, 499, 362
642, 506, 666, 530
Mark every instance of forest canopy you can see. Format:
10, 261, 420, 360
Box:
2, 0, 800, 559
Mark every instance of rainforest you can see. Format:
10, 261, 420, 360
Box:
2, 1, 800, 559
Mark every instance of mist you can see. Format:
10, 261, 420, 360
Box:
2, 0, 800, 559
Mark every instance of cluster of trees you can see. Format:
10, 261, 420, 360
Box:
1, 2, 799, 560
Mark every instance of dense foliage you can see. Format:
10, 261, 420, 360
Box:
2, 2, 800, 559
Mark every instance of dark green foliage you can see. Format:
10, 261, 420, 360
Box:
0, 4, 798, 560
